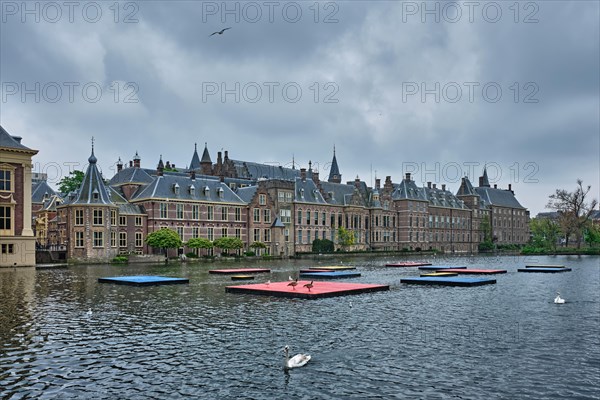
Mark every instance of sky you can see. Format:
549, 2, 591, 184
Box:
1, 0, 598, 215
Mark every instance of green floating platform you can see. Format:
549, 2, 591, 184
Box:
98, 275, 189, 286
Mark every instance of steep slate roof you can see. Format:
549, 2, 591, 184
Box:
231, 160, 300, 181
0, 125, 36, 152
189, 143, 201, 170
109, 167, 154, 186
118, 203, 145, 215
392, 179, 428, 201
480, 168, 491, 187
424, 187, 469, 209
328, 149, 341, 181
235, 186, 257, 203
41, 194, 62, 211
475, 187, 525, 209
456, 177, 477, 196
32, 180, 57, 203
131, 175, 244, 204
71, 148, 115, 206
319, 181, 365, 207
200, 144, 212, 163
294, 177, 327, 205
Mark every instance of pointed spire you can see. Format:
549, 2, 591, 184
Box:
292, 154, 296, 170
88, 137, 97, 164
189, 142, 201, 170
158, 154, 164, 169
480, 166, 490, 187
200, 142, 212, 163
74, 141, 113, 205
328, 146, 341, 183
133, 151, 140, 161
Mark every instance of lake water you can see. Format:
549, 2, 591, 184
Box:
1, 255, 599, 399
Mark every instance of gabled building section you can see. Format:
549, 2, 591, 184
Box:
0, 125, 38, 266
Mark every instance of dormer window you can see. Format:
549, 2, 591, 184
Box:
328, 191, 334, 200
189, 185, 195, 195
204, 186, 210, 196
217, 187, 224, 198
300, 188, 304, 198
92, 189, 99, 201
173, 183, 180, 195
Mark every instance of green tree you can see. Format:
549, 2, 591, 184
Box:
249, 241, 267, 250
146, 228, 183, 258
337, 227, 355, 251
213, 236, 244, 255
186, 237, 213, 255
547, 180, 598, 248
478, 216, 494, 251
312, 238, 334, 253
529, 217, 561, 250
584, 224, 600, 247
58, 170, 84, 194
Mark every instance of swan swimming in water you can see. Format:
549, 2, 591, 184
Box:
283, 345, 311, 370
554, 292, 565, 304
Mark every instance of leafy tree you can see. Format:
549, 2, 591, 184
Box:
546, 180, 598, 248
146, 228, 182, 258
58, 170, 84, 194
478, 216, 494, 251
213, 236, 244, 255
584, 224, 600, 247
186, 237, 213, 255
312, 238, 334, 253
529, 217, 561, 250
249, 241, 267, 249
337, 227, 355, 251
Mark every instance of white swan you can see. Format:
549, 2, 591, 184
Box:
86, 308, 93, 317
283, 345, 311, 370
554, 292, 565, 304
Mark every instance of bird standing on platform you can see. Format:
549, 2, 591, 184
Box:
554, 292, 565, 304
287, 279, 298, 290
283, 345, 311, 370
303, 281, 314, 291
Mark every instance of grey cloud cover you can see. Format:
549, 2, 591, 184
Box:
1, 0, 598, 215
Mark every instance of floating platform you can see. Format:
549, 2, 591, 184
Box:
209, 268, 271, 274
299, 269, 331, 273
300, 271, 362, 279
525, 264, 566, 268
518, 267, 572, 273
418, 265, 467, 270
310, 266, 356, 271
439, 268, 507, 275
385, 262, 432, 267
231, 275, 255, 280
98, 275, 189, 286
226, 280, 389, 299
420, 272, 459, 277
401, 277, 496, 287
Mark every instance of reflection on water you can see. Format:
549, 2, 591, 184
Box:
1, 255, 599, 399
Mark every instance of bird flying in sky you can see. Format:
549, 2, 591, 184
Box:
210, 27, 231, 37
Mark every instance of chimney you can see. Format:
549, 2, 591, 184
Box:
129, 160, 133, 168
405, 173, 411, 181
12, 136, 22, 144
494, 184, 497, 189
433, 183, 437, 189
217, 151, 222, 164
190, 170, 196, 180
172, 164, 176, 169
427, 182, 431, 189
117, 158, 123, 173
166, 161, 171, 169
300, 168, 307, 181
442, 184, 446, 191
384, 176, 393, 189
313, 171, 320, 184
508, 184, 512, 192
375, 178, 381, 189
354, 175, 361, 188
224, 150, 229, 160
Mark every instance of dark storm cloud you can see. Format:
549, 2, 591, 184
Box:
0, 1, 598, 214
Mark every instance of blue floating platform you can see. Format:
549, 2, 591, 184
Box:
518, 267, 572, 273
98, 275, 189, 286
418, 265, 467, 270
401, 276, 496, 287
300, 271, 362, 279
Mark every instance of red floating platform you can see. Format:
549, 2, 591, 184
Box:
439, 268, 507, 275
225, 280, 389, 299
209, 268, 271, 275
385, 262, 432, 267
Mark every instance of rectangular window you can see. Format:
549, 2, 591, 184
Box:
176, 204, 184, 219
119, 215, 126, 226
263, 209, 271, 224
111, 210, 117, 226
160, 203, 168, 218
263, 229, 271, 242
221, 227, 228, 237
253, 208, 260, 223
207, 205, 214, 220
221, 207, 228, 221
135, 216, 143, 226
119, 232, 127, 247
177, 226, 184, 239
207, 227, 214, 241
306, 210, 311, 225
322, 212, 326, 225
75, 209, 84, 226
285, 192, 292, 202
254, 228, 261, 242
306, 231, 310, 244
111, 231, 116, 247
192, 205, 199, 220
75, 231, 84, 247
314, 212, 318, 225
284, 229, 289, 242
93, 231, 103, 247
0, 169, 12, 191
297, 210, 302, 224
192, 227, 199, 238
93, 210, 103, 226
235, 228, 241, 239
278, 192, 285, 203
1, 243, 14, 253
280, 209, 291, 223
135, 232, 143, 247
259, 194, 266, 205
235, 207, 241, 221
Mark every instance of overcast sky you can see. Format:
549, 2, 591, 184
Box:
1, 1, 598, 215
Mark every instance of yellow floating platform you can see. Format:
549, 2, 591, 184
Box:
420, 272, 459, 277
